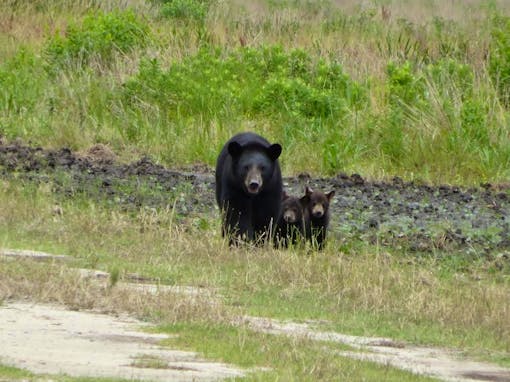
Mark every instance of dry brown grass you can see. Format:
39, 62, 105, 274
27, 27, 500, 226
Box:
0, 260, 232, 325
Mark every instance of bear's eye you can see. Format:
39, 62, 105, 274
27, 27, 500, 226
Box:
244, 165, 250, 171
260, 165, 266, 172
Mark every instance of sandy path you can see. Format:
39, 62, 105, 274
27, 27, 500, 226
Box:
0, 302, 244, 382
2, 249, 510, 382
245, 317, 510, 382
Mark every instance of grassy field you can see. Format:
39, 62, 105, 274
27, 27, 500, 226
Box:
1, 0, 510, 381
0, 178, 509, 380
1, 0, 510, 184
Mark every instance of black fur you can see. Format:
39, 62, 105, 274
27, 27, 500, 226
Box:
215, 132, 283, 245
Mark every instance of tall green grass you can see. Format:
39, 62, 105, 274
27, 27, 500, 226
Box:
1, 0, 509, 183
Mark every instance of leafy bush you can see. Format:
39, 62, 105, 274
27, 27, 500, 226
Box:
426, 59, 474, 97
489, 16, 510, 107
46, 10, 150, 67
122, 46, 366, 123
386, 61, 426, 107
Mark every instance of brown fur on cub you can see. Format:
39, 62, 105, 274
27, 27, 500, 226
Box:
302, 186, 334, 250
275, 191, 306, 248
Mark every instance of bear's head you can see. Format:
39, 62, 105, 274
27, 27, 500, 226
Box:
281, 191, 305, 224
303, 186, 335, 219
228, 141, 281, 195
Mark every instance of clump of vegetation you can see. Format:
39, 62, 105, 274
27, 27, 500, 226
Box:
156, 0, 213, 23
123, 45, 365, 122
489, 15, 510, 107
0, 49, 47, 117
46, 10, 151, 68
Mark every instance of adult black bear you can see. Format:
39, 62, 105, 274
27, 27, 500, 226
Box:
275, 191, 306, 248
215, 132, 283, 245
302, 186, 335, 250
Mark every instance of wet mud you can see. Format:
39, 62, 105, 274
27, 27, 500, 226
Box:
1, 141, 509, 255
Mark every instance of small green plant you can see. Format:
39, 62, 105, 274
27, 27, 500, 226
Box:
386, 61, 426, 107
162, 0, 210, 22
489, 15, 510, 107
46, 10, 151, 68
0, 49, 47, 117
426, 58, 474, 98
109, 267, 120, 288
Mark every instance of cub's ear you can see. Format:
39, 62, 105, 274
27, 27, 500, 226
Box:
282, 190, 289, 200
267, 143, 282, 161
228, 141, 243, 158
299, 194, 310, 206
305, 186, 313, 196
326, 190, 335, 201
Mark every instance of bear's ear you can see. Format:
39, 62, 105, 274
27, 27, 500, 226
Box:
228, 142, 243, 158
282, 190, 289, 200
305, 186, 313, 196
299, 194, 310, 206
326, 190, 335, 201
267, 143, 282, 161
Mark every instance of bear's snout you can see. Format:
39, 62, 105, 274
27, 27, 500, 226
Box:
248, 181, 260, 193
283, 209, 297, 223
245, 168, 263, 194
311, 204, 325, 218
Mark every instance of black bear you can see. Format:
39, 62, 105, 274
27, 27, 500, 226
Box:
215, 132, 283, 245
302, 186, 335, 250
275, 191, 306, 248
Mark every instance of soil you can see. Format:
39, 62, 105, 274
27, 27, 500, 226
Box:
0, 301, 245, 382
1, 141, 509, 255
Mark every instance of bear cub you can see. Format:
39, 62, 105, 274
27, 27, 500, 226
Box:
275, 191, 306, 248
302, 186, 335, 250
215, 132, 283, 245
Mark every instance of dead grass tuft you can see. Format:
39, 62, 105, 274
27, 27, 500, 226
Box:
0, 260, 232, 325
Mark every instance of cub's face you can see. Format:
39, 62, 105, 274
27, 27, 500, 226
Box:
281, 196, 304, 223
303, 187, 335, 219
228, 142, 281, 196
309, 194, 329, 218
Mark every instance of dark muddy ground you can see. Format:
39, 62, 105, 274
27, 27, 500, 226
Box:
1, 141, 509, 256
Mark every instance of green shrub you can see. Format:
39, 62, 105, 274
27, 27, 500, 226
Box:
46, 10, 150, 67
122, 46, 366, 123
426, 59, 474, 97
386, 61, 426, 107
489, 16, 510, 107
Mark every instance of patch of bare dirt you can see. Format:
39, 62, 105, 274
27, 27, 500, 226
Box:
0, 302, 245, 382
244, 317, 510, 382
